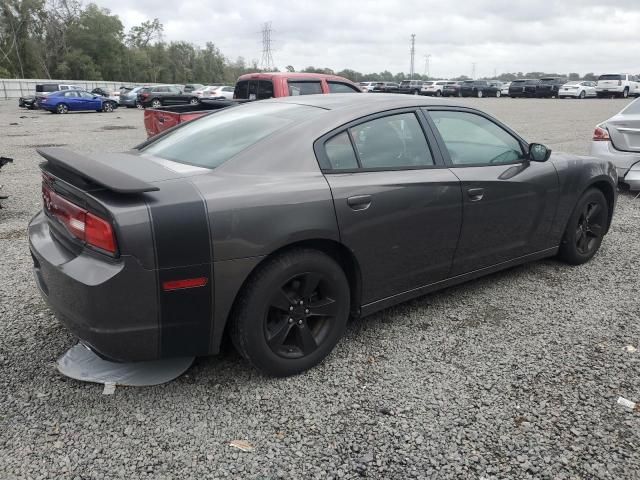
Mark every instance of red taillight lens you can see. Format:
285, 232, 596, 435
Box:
592, 125, 610, 141
42, 179, 117, 255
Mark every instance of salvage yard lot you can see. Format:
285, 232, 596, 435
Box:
1, 98, 639, 479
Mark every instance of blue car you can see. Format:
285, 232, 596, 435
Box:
38, 90, 117, 114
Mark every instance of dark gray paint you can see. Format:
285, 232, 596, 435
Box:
28, 94, 618, 361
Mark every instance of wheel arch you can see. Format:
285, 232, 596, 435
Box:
586, 179, 615, 232
213, 238, 363, 353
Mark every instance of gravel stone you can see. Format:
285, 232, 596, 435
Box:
1, 98, 640, 479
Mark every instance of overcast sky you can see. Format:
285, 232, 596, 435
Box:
95, 0, 640, 78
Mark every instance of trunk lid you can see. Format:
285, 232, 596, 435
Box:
607, 114, 640, 152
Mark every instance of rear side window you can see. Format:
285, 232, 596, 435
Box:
324, 132, 359, 169
350, 113, 434, 169
599, 74, 622, 81
234, 80, 274, 100
429, 110, 524, 166
142, 103, 322, 169
288, 81, 322, 96
328, 82, 360, 93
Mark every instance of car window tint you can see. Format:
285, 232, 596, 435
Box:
349, 113, 434, 169
79, 91, 94, 98
324, 132, 358, 169
328, 82, 360, 93
142, 103, 322, 169
258, 80, 274, 99
288, 81, 322, 96
429, 111, 524, 166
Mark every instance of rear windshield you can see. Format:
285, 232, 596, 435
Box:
234, 80, 275, 100
621, 99, 640, 115
525, 80, 540, 85
141, 103, 322, 169
462, 81, 474, 85
599, 74, 622, 81
36, 84, 58, 93
540, 78, 558, 84
511, 80, 525, 84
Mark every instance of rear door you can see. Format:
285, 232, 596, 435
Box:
607, 100, 640, 153
424, 108, 559, 274
63, 91, 81, 110
316, 109, 462, 304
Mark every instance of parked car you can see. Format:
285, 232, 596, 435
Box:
91, 87, 120, 103
398, 80, 424, 95
30, 94, 617, 376
234, 72, 361, 100
509, 79, 540, 98
183, 84, 205, 94
0, 155, 12, 208
194, 85, 235, 100
19, 83, 81, 110
596, 74, 640, 98
119, 86, 146, 108
38, 90, 117, 113
442, 81, 462, 97
460, 80, 501, 98
372, 82, 399, 93
590, 97, 640, 190
535, 77, 568, 98
500, 82, 511, 96
146, 73, 361, 137
359, 82, 377, 92
137, 85, 200, 109
420, 81, 448, 97
558, 81, 597, 99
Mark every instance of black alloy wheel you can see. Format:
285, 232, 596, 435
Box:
230, 249, 350, 376
558, 188, 608, 265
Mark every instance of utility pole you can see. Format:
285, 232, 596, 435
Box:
409, 34, 416, 80
424, 54, 431, 78
472, 62, 477, 80
260, 22, 275, 71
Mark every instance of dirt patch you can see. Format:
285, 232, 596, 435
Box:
101, 125, 136, 131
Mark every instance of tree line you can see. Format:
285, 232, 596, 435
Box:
0, 1, 607, 85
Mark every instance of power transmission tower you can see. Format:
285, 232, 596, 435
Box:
260, 22, 275, 71
409, 34, 416, 80
424, 54, 431, 78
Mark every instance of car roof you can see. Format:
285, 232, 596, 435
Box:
237, 72, 356, 83
262, 93, 465, 113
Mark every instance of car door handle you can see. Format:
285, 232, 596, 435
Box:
347, 195, 372, 211
467, 188, 484, 202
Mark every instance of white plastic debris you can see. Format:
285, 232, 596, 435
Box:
617, 397, 637, 410
624, 345, 638, 353
56, 343, 194, 387
229, 440, 254, 452
102, 383, 116, 395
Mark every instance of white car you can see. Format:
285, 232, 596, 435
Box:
194, 85, 235, 100
558, 81, 597, 99
359, 82, 376, 92
420, 80, 448, 96
596, 74, 640, 98
500, 82, 511, 96
590, 97, 640, 190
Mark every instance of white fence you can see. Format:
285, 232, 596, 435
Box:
0, 78, 137, 99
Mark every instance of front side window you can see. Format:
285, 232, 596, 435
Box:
429, 110, 524, 166
63, 91, 78, 97
328, 82, 360, 93
142, 103, 322, 169
79, 91, 94, 98
349, 113, 434, 169
288, 81, 322, 96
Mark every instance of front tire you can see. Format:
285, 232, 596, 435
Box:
151, 98, 162, 108
622, 88, 629, 99
102, 102, 114, 112
477, 89, 483, 98
56, 103, 68, 114
189, 97, 199, 105
495, 90, 501, 98
557, 188, 608, 265
230, 249, 350, 377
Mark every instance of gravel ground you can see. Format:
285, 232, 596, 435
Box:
1, 98, 639, 479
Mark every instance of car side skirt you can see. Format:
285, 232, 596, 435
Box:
360, 247, 558, 317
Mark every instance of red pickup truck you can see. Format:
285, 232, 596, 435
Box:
143, 72, 361, 137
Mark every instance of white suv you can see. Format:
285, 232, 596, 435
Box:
420, 80, 448, 97
596, 74, 640, 98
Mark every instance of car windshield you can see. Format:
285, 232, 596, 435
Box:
540, 78, 559, 84
141, 103, 323, 169
599, 74, 622, 81
462, 81, 474, 85
621, 99, 640, 115
399, 81, 411, 86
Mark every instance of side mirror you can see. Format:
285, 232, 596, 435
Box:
529, 143, 551, 162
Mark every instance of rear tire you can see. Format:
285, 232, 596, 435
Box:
579, 90, 586, 99
151, 98, 162, 108
557, 188, 608, 265
495, 90, 501, 98
230, 249, 350, 377
622, 88, 629, 99
435, 90, 442, 97
477, 89, 483, 98
189, 97, 199, 105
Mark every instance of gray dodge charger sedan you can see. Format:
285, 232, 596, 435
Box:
29, 94, 618, 376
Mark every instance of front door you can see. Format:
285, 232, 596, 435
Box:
317, 110, 463, 304
425, 108, 559, 275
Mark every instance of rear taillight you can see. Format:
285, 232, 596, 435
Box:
42, 178, 117, 255
592, 125, 610, 142
141, 93, 149, 98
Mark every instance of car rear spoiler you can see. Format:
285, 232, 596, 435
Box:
37, 147, 160, 194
